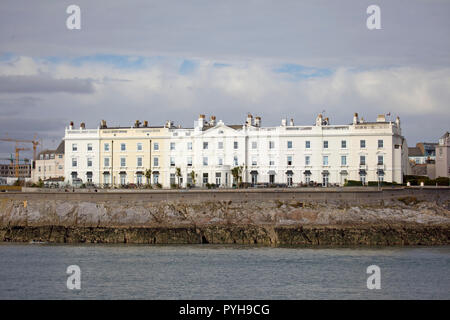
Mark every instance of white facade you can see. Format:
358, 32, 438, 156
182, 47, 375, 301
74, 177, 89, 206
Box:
62, 113, 408, 187
64, 123, 100, 185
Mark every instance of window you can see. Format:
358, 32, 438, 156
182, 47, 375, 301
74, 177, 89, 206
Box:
45, 154, 49, 160
137, 157, 142, 167
58, 154, 63, 159
38, 166, 41, 172
120, 157, 126, 167
305, 156, 310, 166
252, 156, 257, 166
378, 140, 384, 148
252, 141, 257, 149
170, 157, 175, 167
137, 143, 143, 151
269, 141, 275, 149
234, 141, 238, 149
50, 154, 55, 159
287, 141, 292, 149
203, 157, 208, 166
269, 174, 275, 184
121, 143, 126, 151
203, 173, 208, 184
72, 158, 77, 167
378, 155, 384, 165
136, 174, 143, 185
103, 173, 110, 185
153, 157, 159, 167
287, 173, 293, 187
341, 140, 347, 148
341, 155, 347, 166
287, 156, 293, 166
153, 173, 159, 184
58, 165, 63, 170
187, 157, 192, 166
154, 142, 159, 151
104, 143, 110, 151
87, 143, 92, 151
323, 156, 328, 166
72, 144, 77, 152
40, 154, 43, 160
360, 140, 366, 148
360, 155, 366, 165
323, 141, 328, 149
218, 142, 223, 149
187, 142, 192, 150
305, 141, 310, 149
170, 174, 176, 185
203, 142, 208, 149
269, 159, 275, 166
104, 157, 110, 167
218, 157, 223, 166
233, 156, 238, 166
170, 142, 175, 150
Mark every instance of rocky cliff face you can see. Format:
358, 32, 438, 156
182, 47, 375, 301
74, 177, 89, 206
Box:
0, 195, 449, 245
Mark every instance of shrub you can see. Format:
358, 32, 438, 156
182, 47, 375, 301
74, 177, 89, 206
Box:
344, 180, 363, 186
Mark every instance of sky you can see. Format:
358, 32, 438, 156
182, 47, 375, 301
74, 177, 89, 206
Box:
0, 0, 449, 159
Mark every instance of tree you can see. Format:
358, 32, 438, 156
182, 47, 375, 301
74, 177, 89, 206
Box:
190, 170, 197, 187
175, 167, 182, 188
144, 169, 152, 185
231, 166, 243, 188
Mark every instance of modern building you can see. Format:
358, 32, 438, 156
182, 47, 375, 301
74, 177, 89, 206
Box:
435, 132, 450, 178
62, 113, 409, 187
0, 161, 31, 184
31, 140, 65, 182
408, 142, 437, 165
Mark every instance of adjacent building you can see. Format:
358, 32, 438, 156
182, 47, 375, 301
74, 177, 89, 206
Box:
64, 122, 100, 185
31, 140, 65, 182
63, 113, 409, 187
435, 132, 450, 178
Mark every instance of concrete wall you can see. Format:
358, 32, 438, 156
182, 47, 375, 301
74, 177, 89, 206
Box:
8, 187, 450, 204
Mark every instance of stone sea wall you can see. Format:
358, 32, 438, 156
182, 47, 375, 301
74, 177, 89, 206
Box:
0, 188, 449, 245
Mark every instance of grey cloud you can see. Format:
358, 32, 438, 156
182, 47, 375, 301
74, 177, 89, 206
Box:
0, 75, 94, 94
0, 0, 449, 67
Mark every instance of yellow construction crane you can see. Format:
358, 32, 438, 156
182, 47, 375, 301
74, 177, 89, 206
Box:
14, 146, 30, 178
0, 135, 40, 161
0, 135, 39, 179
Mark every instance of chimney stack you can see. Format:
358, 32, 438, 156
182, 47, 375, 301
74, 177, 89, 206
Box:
289, 118, 294, 126
210, 115, 216, 126
246, 114, 253, 126
197, 114, 206, 129
69, 121, 74, 130
254, 116, 261, 127
353, 113, 359, 125
134, 120, 141, 128
165, 120, 174, 128
143, 120, 148, 127
100, 120, 107, 129
281, 118, 287, 126
80, 122, 85, 129
376, 114, 386, 123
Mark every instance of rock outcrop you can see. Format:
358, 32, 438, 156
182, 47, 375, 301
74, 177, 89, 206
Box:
0, 194, 449, 245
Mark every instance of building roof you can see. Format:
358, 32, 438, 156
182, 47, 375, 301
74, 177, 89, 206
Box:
55, 140, 65, 154
411, 164, 427, 176
408, 147, 423, 157
37, 140, 65, 158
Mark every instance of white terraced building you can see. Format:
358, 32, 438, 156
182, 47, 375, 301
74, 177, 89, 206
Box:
63, 113, 409, 187
64, 122, 100, 185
